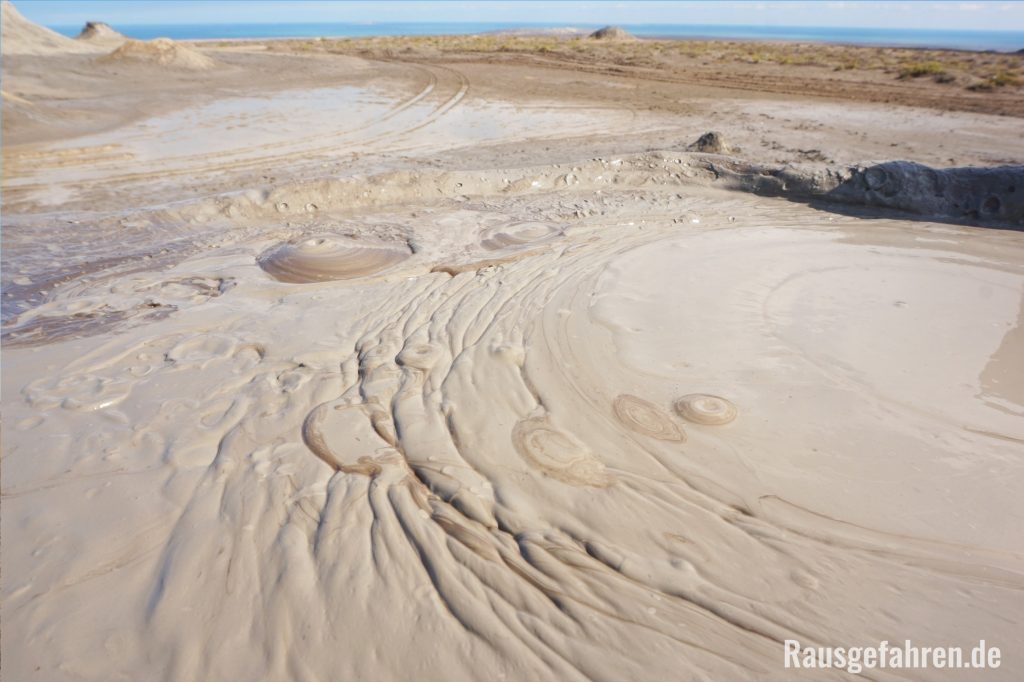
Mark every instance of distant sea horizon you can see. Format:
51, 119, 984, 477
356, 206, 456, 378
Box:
49, 22, 1024, 52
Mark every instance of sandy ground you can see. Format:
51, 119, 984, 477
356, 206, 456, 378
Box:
3, 3, 1024, 681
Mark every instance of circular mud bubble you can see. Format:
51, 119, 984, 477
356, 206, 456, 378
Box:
512, 416, 611, 487
258, 235, 410, 283
612, 394, 685, 442
480, 221, 562, 251
673, 394, 737, 425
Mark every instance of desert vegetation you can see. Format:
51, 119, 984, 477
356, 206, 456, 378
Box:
235, 33, 1024, 94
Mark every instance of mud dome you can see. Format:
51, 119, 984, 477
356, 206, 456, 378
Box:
258, 235, 411, 283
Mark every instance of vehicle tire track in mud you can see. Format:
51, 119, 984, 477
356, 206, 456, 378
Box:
2, 64, 471, 206
1, 67, 439, 172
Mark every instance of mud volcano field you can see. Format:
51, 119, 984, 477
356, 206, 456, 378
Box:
2, 4, 1024, 681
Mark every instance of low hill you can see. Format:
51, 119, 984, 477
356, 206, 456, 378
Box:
76, 21, 126, 45
100, 38, 218, 70
1, 0, 102, 55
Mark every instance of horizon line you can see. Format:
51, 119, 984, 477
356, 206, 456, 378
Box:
45, 19, 1024, 34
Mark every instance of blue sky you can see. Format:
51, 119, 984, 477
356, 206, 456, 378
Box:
14, 1, 1024, 30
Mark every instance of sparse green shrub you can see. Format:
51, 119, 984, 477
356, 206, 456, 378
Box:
898, 61, 945, 79
990, 70, 1021, 86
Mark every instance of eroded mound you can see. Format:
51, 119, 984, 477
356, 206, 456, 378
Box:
690, 131, 733, 154
101, 38, 217, 70
257, 235, 411, 283
76, 21, 126, 44
588, 25, 635, 41
703, 158, 1024, 226
827, 161, 1024, 222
